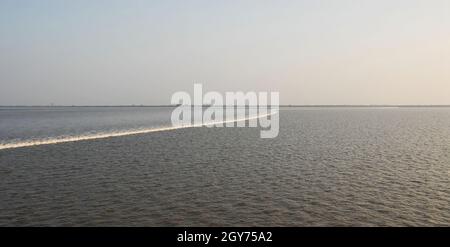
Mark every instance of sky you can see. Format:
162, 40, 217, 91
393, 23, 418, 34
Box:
0, 0, 449, 105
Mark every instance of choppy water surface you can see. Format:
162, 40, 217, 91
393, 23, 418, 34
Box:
0, 107, 449, 226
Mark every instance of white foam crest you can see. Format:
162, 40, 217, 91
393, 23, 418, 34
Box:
0, 111, 277, 150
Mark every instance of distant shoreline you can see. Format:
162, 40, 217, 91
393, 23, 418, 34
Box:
1, 105, 450, 108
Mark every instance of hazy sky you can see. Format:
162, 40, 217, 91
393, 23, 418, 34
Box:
1, 0, 449, 105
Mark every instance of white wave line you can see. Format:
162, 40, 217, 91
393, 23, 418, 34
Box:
0, 111, 277, 150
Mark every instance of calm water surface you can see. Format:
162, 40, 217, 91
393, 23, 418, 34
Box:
0, 107, 449, 226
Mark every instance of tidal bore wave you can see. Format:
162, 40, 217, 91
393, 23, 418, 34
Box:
0, 112, 277, 150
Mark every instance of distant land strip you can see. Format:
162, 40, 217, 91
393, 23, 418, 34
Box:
1, 105, 450, 108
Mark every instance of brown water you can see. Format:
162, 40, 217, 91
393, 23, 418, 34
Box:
0, 107, 449, 226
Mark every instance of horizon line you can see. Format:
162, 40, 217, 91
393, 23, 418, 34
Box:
1, 104, 450, 107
